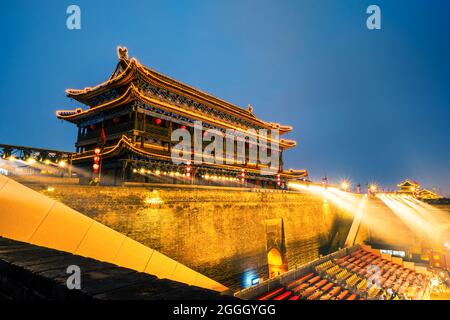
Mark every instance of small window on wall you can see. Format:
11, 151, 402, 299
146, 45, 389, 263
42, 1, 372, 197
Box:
392, 250, 406, 257
111, 116, 122, 125
380, 249, 405, 257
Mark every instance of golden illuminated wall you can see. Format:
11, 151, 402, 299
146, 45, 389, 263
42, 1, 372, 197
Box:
28, 183, 354, 289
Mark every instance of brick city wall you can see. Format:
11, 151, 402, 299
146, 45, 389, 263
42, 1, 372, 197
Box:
28, 183, 355, 290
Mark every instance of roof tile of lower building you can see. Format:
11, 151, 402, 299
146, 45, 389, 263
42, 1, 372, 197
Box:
0, 236, 237, 300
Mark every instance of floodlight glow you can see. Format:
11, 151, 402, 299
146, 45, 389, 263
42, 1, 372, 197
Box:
144, 196, 163, 205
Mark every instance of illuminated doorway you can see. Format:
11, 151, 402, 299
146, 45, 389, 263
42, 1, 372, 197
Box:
265, 218, 288, 278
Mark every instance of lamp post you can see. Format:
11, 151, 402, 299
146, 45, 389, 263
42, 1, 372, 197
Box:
322, 176, 328, 187
341, 181, 349, 192
369, 184, 377, 195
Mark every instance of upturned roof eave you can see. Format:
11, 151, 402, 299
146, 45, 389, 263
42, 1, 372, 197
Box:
64, 54, 294, 131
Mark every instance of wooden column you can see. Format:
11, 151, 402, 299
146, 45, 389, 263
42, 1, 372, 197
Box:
279, 149, 284, 172
68, 154, 73, 177
168, 121, 172, 153
132, 110, 138, 143
121, 160, 127, 185
141, 113, 145, 147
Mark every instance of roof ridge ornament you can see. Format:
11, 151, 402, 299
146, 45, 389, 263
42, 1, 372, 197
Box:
247, 104, 253, 114
117, 46, 129, 60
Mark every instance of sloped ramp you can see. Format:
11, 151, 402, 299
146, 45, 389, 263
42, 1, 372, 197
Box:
0, 175, 227, 292
344, 195, 368, 247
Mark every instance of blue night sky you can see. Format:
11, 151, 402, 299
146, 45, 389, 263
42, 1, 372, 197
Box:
0, 0, 449, 195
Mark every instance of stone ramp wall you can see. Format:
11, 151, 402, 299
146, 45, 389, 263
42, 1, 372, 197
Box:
0, 175, 227, 292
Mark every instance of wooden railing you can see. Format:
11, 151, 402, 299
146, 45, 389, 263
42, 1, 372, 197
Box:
145, 123, 170, 137
80, 123, 134, 141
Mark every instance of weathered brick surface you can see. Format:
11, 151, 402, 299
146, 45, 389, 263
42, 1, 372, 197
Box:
29, 184, 354, 289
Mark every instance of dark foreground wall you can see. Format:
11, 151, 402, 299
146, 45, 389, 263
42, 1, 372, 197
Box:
0, 237, 232, 300
28, 184, 354, 290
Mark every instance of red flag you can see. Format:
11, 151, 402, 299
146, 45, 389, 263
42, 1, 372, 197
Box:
100, 127, 106, 144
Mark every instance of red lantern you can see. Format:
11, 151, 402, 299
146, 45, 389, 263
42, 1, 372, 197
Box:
112, 117, 120, 124
180, 125, 186, 129
203, 131, 208, 137
185, 160, 192, 177
154, 118, 162, 125
93, 147, 101, 175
